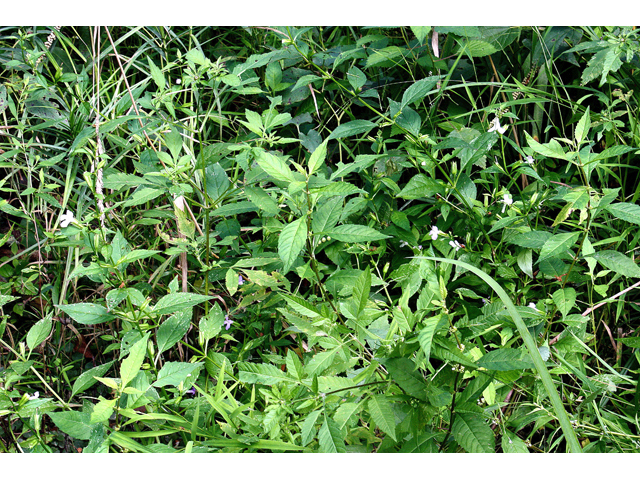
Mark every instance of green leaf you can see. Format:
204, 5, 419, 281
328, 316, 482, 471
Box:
115, 249, 159, 267
120, 333, 150, 389
318, 413, 347, 453
352, 266, 371, 315
605, 202, 640, 226
91, 397, 116, 424
367, 395, 397, 442
591, 250, 640, 278
478, 348, 535, 371
152, 361, 203, 388
56, 303, 114, 325
278, 216, 307, 273
198, 302, 225, 343
397, 174, 445, 199
156, 309, 192, 355
418, 315, 440, 366
255, 150, 296, 183
71, 361, 115, 398
47, 411, 93, 440
308, 139, 328, 175
508, 230, 552, 249
26, 314, 52, 350
502, 430, 530, 453
153, 293, 213, 316
327, 120, 377, 141
385, 357, 427, 401
452, 412, 495, 453
538, 232, 580, 262
281, 294, 321, 318
312, 197, 343, 233
575, 107, 591, 145
525, 131, 567, 160
301, 410, 322, 447
238, 362, 298, 385
148, 58, 165, 90
552, 287, 577, 318
122, 187, 164, 207
400, 76, 444, 110
324, 224, 390, 242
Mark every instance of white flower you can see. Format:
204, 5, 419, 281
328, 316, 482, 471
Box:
60, 210, 74, 228
525, 155, 535, 164
501, 193, 513, 213
28, 391, 39, 400
528, 302, 537, 310
488, 117, 507, 135
449, 240, 462, 251
176, 78, 181, 85
429, 226, 440, 241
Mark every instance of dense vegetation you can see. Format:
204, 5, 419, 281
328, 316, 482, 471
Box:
1, 26, 640, 453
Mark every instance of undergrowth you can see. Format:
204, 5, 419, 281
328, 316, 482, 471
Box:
1, 26, 640, 453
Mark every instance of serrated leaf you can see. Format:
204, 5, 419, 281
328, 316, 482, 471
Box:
385, 357, 427, 401
281, 294, 321, 318
353, 266, 371, 315
552, 288, 576, 318
397, 174, 445, 199
312, 197, 343, 233
156, 309, 192, 355
400, 76, 443, 110
123, 187, 164, 207
508, 230, 552, 249
592, 250, 640, 278
327, 120, 377, 141
278, 216, 307, 273
605, 202, 640, 226
538, 232, 580, 262
477, 348, 535, 371
502, 430, 529, 453
308, 139, 328, 175
238, 362, 297, 385
198, 302, 225, 343
153, 293, 213, 316
367, 395, 397, 442
301, 409, 322, 447
71, 361, 115, 398
26, 315, 52, 350
90, 397, 116, 424
418, 315, 440, 366
148, 58, 165, 90
115, 249, 159, 267
47, 411, 93, 440
152, 361, 203, 388
324, 224, 389, 242
452, 412, 495, 452
56, 303, 114, 325
333, 401, 362, 430
255, 150, 296, 183
318, 414, 347, 453
120, 333, 150, 389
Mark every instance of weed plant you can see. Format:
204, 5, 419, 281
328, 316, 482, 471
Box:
1, 26, 640, 453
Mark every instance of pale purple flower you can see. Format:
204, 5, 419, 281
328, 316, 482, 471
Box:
224, 315, 234, 330
238, 275, 244, 286
525, 155, 535, 165
501, 193, 513, 213
449, 240, 462, 251
429, 226, 440, 241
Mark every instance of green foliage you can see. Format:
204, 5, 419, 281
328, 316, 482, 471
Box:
1, 25, 640, 453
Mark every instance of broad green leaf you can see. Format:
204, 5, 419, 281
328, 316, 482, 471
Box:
211, 201, 258, 217
400, 76, 443, 110
255, 150, 296, 183
56, 303, 114, 325
120, 332, 150, 389
575, 107, 591, 145
352, 266, 371, 315
47, 411, 93, 440
397, 174, 445, 199
592, 250, 640, 278
152, 361, 203, 388
115, 249, 159, 267
418, 315, 441, 366
333, 401, 362, 430
71, 361, 115, 398
327, 120, 377, 141
538, 232, 580, 262
103, 172, 149, 190
301, 410, 322, 447
246, 185, 279, 215
281, 294, 321, 318
324, 224, 389, 242
452, 412, 495, 453
156, 309, 192, 355
123, 187, 164, 207
278, 216, 307, 273
478, 348, 535, 371
552, 287, 576, 318
318, 414, 346, 453
312, 197, 343, 234
367, 395, 397, 442
347, 66, 367, 91
238, 362, 298, 385
502, 430, 530, 453
153, 293, 213, 316
198, 302, 225, 343
525, 131, 567, 160
385, 357, 427, 401
517, 248, 534, 278
308, 139, 328, 175
91, 397, 116, 424
148, 58, 165, 90
508, 230, 552, 249
26, 314, 52, 350
205, 162, 230, 202
605, 202, 640, 226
